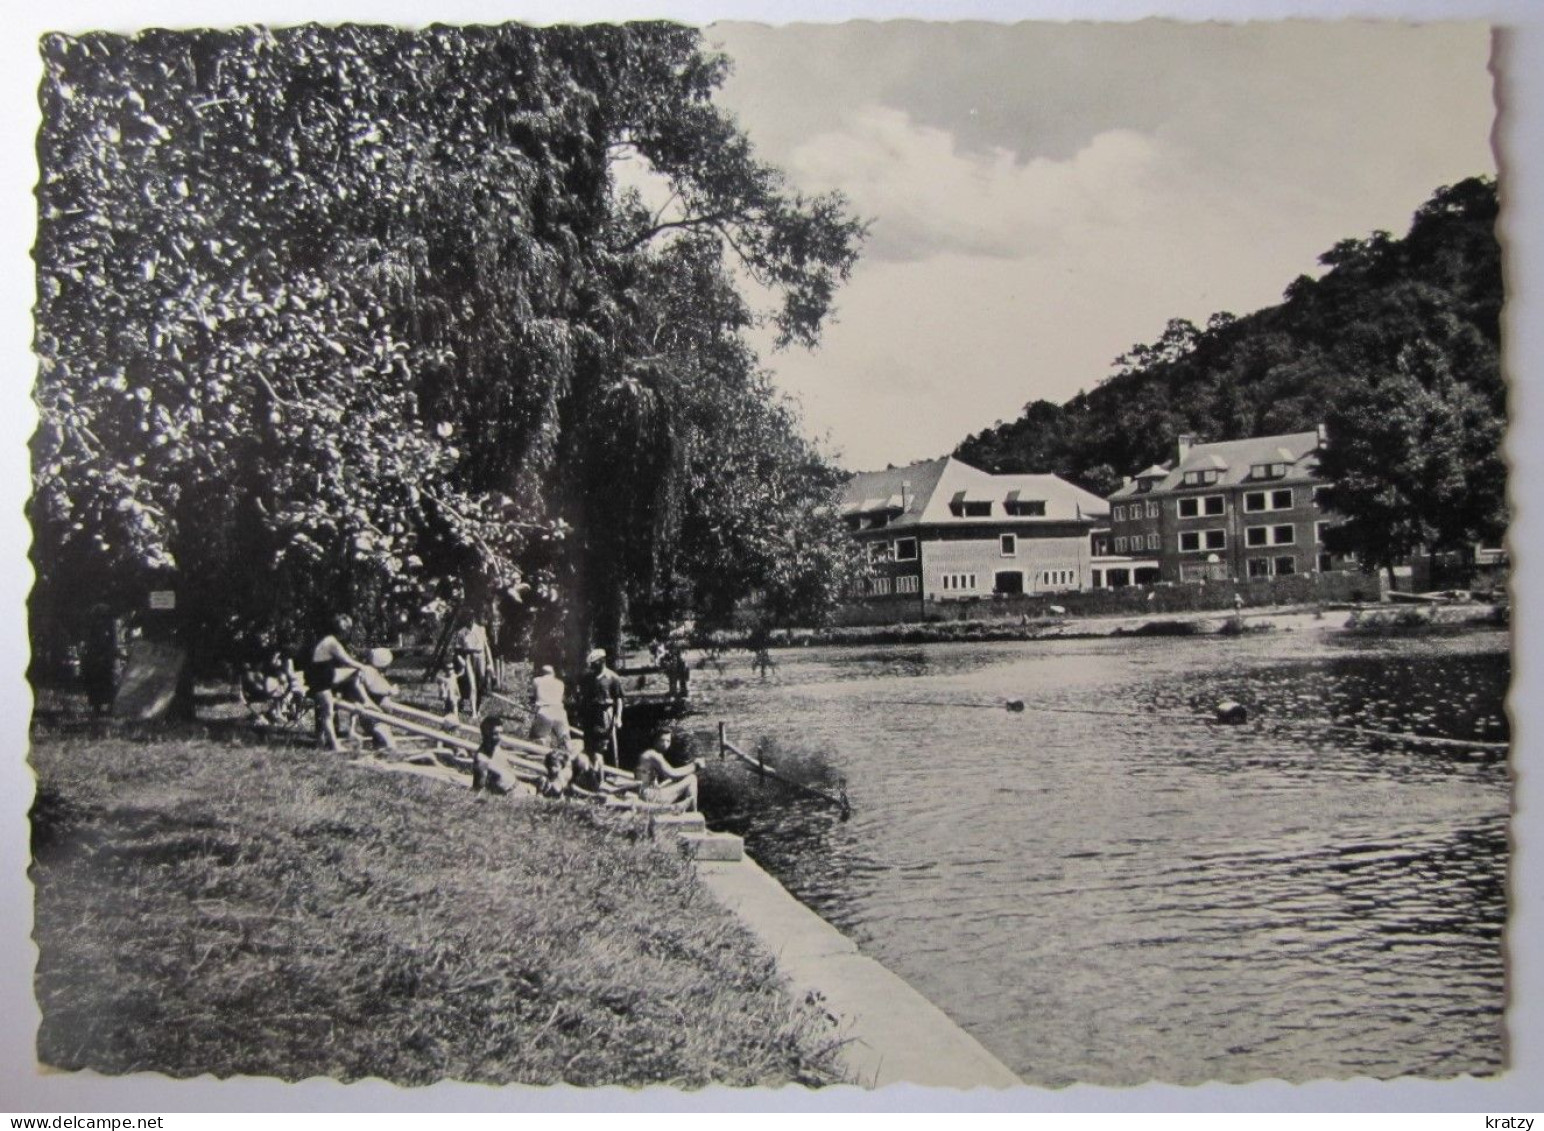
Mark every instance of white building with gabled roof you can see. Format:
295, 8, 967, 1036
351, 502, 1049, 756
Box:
837, 456, 1109, 603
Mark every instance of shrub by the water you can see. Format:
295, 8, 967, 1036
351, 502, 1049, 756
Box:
28, 726, 847, 1087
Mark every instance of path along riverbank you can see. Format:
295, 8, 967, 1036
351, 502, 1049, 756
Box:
364, 754, 1022, 1088
695, 850, 1021, 1088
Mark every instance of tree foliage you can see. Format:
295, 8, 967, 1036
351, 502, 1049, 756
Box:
956, 178, 1500, 483
31, 23, 866, 673
953, 177, 1505, 562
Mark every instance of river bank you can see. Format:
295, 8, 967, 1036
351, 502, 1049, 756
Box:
27, 722, 850, 1088
703, 600, 1505, 651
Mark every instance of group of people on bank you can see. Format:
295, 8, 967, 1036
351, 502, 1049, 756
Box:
242, 613, 702, 810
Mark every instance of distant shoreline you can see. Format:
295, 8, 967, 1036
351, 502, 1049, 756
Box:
705, 601, 1507, 651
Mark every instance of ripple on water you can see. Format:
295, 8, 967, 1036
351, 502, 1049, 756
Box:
695, 633, 1508, 1085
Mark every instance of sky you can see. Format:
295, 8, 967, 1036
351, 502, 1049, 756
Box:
698, 20, 1497, 471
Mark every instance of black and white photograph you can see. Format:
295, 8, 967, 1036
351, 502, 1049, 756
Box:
5, 0, 1543, 1113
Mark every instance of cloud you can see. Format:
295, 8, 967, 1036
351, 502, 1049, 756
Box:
788, 105, 1162, 262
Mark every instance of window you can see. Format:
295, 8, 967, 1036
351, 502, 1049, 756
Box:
1115, 536, 1129, 553
1182, 469, 1221, 487
1318, 553, 1334, 573
1114, 505, 1126, 522
1147, 533, 1160, 551
1275, 556, 1297, 576
1000, 534, 1017, 557
1146, 502, 1160, 519
1007, 499, 1046, 516
942, 573, 978, 592
1272, 524, 1295, 546
1205, 529, 1226, 550
1314, 522, 1327, 545
1179, 531, 1200, 552
867, 542, 893, 562
1245, 489, 1294, 513
1181, 529, 1226, 552
896, 575, 919, 594
962, 501, 992, 518
1251, 462, 1288, 480
1246, 526, 1268, 548
1313, 485, 1331, 508
894, 537, 918, 561
1247, 558, 1272, 578
1179, 495, 1224, 518
870, 577, 892, 595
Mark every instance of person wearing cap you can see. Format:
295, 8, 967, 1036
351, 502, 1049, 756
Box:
336, 645, 398, 753
634, 725, 701, 811
578, 647, 625, 766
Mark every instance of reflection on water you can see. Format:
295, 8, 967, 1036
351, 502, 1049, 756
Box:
691, 627, 1510, 1086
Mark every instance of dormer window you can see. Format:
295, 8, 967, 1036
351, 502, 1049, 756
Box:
963, 501, 992, 517
1251, 462, 1288, 480
1182, 469, 1222, 487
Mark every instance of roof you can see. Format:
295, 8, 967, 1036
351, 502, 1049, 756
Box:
1109, 430, 1324, 499
839, 456, 1108, 528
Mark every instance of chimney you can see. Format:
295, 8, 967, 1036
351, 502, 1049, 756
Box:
1316, 423, 1328, 448
1177, 434, 1197, 462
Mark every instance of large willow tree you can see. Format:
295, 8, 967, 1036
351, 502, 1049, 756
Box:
31, 23, 864, 675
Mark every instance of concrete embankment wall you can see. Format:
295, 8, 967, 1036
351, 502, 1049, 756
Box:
695, 851, 1022, 1090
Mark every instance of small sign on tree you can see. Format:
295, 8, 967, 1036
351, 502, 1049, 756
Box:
148, 590, 176, 611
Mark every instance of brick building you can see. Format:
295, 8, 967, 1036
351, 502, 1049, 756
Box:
1103, 427, 1355, 584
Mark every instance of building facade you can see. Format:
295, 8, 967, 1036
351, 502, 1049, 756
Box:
838, 457, 1109, 605
1103, 427, 1355, 585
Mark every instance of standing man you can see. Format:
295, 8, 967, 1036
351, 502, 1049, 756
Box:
528, 663, 572, 753
307, 614, 368, 751
579, 647, 625, 768
453, 614, 493, 716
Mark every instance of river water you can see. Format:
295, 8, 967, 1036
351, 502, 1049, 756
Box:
684, 623, 1510, 1087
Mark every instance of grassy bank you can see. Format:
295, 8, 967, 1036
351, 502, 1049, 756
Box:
28, 722, 847, 1088
1338, 603, 1509, 637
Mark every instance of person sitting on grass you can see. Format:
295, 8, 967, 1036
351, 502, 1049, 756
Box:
339, 647, 399, 754
240, 651, 306, 729
539, 743, 573, 798
471, 713, 512, 795
634, 725, 701, 812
